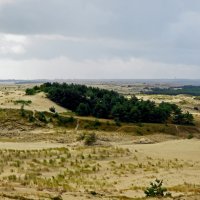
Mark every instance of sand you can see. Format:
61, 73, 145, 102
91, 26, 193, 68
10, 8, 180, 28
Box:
122, 139, 200, 162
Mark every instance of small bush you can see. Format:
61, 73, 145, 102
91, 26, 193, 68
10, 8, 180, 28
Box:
136, 129, 143, 136
37, 112, 47, 123
77, 132, 97, 146
114, 118, 121, 126
144, 179, 171, 198
89, 191, 97, 196
77, 133, 86, 141
33, 85, 40, 91
187, 133, 193, 139
49, 106, 56, 113
53, 112, 59, 118
84, 132, 97, 146
51, 196, 63, 200
57, 115, 75, 125
28, 113, 35, 122
25, 88, 36, 95
194, 107, 199, 111
93, 119, 101, 127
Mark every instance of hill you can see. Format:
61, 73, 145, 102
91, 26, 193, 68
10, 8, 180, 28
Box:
25, 82, 194, 125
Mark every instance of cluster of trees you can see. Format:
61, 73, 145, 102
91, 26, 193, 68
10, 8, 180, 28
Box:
144, 85, 200, 96
26, 83, 194, 125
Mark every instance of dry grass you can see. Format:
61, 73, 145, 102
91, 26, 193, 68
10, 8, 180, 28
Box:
0, 140, 198, 199
0, 84, 199, 199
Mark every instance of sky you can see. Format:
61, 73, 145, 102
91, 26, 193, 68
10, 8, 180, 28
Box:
0, 0, 200, 79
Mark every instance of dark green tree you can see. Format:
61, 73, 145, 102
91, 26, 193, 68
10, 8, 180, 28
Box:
76, 103, 90, 116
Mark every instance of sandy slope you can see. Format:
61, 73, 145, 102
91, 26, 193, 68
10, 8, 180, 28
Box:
122, 139, 200, 162
0, 137, 199, 199
0, 138, 198, 163
0, 85, 67, 113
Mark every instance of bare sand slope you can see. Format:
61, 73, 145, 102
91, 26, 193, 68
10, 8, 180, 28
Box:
0, 139, 199, 159
122, 139, 200, 162
0, 84, 67, 113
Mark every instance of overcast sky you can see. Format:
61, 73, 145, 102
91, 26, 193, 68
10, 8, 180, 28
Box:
0, 0, 200, 79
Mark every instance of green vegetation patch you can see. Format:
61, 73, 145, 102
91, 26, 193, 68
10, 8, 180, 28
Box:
144, 85, 200, 96
26, 83, 194, 125
144, 179, 171, 198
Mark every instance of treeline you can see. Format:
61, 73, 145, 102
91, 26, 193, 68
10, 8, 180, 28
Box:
26, 83, 194, 125
144, 85, 200, 96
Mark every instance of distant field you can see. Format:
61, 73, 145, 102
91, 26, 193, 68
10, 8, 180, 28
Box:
136, 94, 200, 116
144, 85, 200, 96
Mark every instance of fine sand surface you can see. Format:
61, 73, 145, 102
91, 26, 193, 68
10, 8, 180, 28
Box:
136, 94, 200, 115
0, 139, 198, 160
0, 85, 67, 113
121, 139, 200, 162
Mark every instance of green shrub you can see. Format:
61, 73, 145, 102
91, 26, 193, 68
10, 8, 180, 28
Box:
57, 115, 75, 125
37, 112, 47, 123
76, 103, 90, 116
51, 196, 63, 200
187, 133, 193, 139
25, 88, 36, 95
84, 132, 97, 146
77, 132, 97, 146
53, 112, 59, 118
77, 133, 86, 141
89, 191, 97, 196
93, 119, 101, 127
49, 106, 56, 113
136, 129, 143, 136
144, 179, 171, 198
28, 113, 35, 122
114, 118, 121, 126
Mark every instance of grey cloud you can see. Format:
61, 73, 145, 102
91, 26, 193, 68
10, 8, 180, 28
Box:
0, 0, 198, 38
0, 0, 200, 78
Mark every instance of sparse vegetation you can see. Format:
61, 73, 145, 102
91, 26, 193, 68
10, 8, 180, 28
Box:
0, 144, 195, 199
14, 100, 32, 106
0, 83, 199, 200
